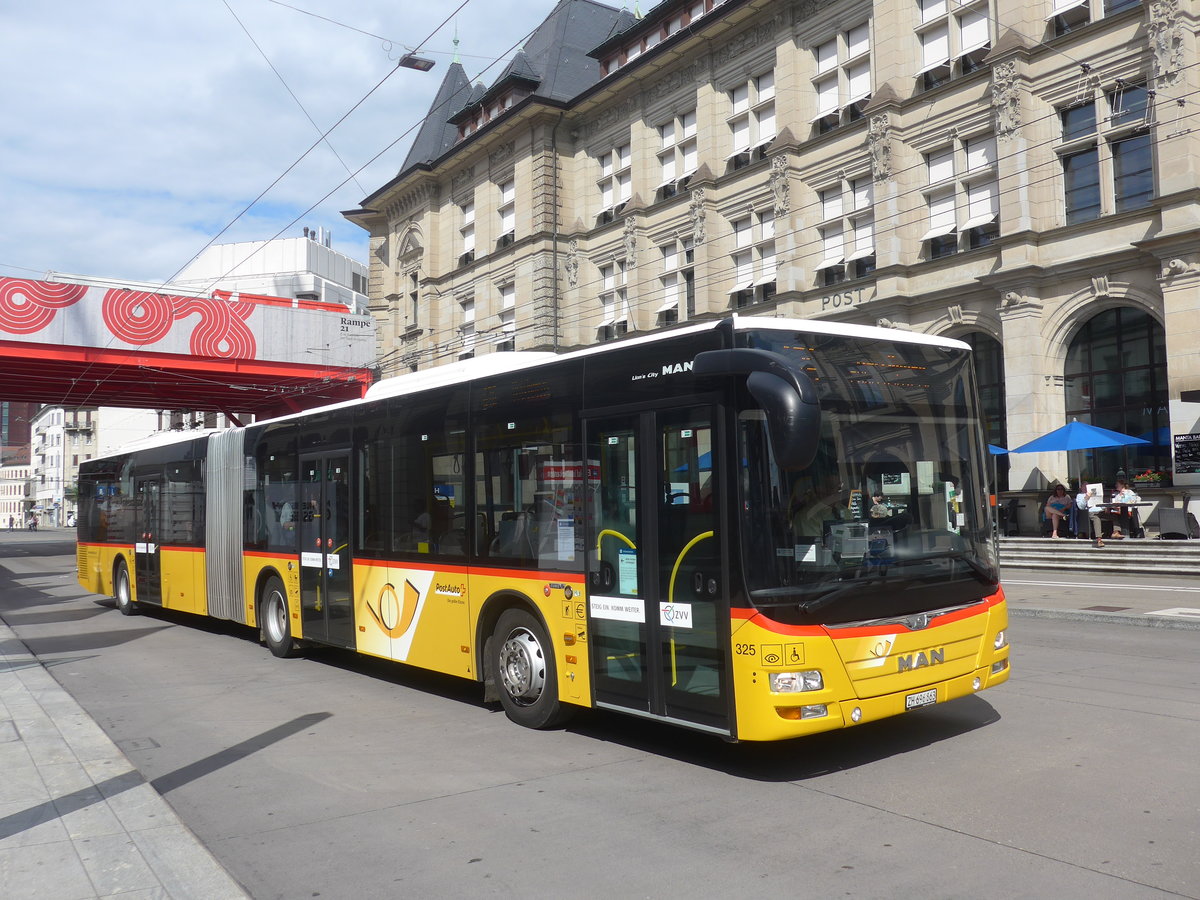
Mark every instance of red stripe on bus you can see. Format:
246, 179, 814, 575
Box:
244, 550, 301, 561
352, 557, 582, 583
733, 588, 1005, 637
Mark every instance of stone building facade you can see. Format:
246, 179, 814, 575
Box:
345, 0, 1200, 495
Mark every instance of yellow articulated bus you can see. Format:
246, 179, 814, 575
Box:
76, 315, 1009, 741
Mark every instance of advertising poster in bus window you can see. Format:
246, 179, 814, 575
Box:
538, 459, 598, 564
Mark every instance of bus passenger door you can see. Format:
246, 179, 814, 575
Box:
298, 452, 355, 648
133, 476, 162, 607
586, 407, 729, 734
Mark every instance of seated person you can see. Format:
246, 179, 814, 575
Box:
1043, 484, 1072, 538
1108, 479, 1141, 539
869, 492, 891, 519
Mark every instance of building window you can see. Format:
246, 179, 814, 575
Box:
1048, 0, 1142, 37
1058, 83, 1153, 225
726, 69, 776, 169
596, 142, 632, 224
657, 237, 695, 325
920, 132, 998, 259
915, 0, 991, 92
496, 284, 515, 351
598, 260, 630, 341
407, 271, 420, 327
811, 23, 872, 133
496, 179, 515, 248
728, 211, 776, 308
815, 175, 876, 285
459, 297, 475, 360
1065, 307, 1168, 483
656, 110, 698, 201
459, 200, 475, 267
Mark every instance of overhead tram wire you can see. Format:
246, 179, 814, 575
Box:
66, 0, 537, 412
393, 60, 1200, 368
264, 0, 500, 62
222, 0, 366, 194
156, 0, 478, 292
392, 88, 1200, 376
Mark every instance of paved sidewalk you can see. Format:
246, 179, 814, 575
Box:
1003, 567, 1200, 630
0, 621, 250, 900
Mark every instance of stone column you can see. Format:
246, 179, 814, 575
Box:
997, 287, 1061, 489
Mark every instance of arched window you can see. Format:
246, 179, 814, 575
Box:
1065, 307, 1169, 486
963, 332, 1008, 491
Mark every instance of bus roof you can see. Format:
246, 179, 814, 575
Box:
84, 315, 970, 464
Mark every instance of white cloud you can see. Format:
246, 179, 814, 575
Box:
0, 0, 548, 283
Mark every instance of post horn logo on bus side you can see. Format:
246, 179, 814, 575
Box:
367, 581, 419, 638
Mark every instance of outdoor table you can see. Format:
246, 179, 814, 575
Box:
1097, 502, 1152, 538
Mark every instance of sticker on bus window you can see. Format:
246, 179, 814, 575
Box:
618, 547, 638, 595
794, 543, 818, 562
301, 552, 323, 568
556, 518, 575, 559
660, 601, 692, 629
590, 595, 645, 623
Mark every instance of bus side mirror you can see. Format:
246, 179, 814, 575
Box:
746, 370, 820, 470
692, 348, 821, 470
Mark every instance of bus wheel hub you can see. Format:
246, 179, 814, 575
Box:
499, 628, 544, 703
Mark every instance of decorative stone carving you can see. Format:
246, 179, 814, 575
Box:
488, 141, 515, 167
689, 188, 706, 245
1149, 0, 1185, 88
564, 239, 579, 287
867, 115, 892, 184
582, 97, 641, 140
999, 290, 1043, 314
876, 317, 912, 331
769, 155, 790, 216
623, 218, 637, 269
992, 61, 1021, 140
451, 166, 474, 192
1162, 258, 1200, 277
711, 18, 782, 69
947, 304, 964, 324
1091, 275, 1111, 298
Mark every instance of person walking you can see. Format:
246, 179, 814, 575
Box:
7, 515, 12, 532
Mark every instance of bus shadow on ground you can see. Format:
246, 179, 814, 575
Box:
572, 697, 1001, 780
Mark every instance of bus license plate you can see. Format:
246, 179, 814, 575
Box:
905, 688, 937, 710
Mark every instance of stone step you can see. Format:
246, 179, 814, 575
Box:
998, 536, 1200, 575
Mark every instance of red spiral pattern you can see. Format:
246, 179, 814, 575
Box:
101, 290, 257, 358
102, 290, 177, 344
0, 278, 87, 334
175, 296, 256, 358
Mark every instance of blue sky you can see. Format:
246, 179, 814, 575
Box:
0, 0, 563, 284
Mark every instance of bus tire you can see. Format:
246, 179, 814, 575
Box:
489, 608, 571, 729
114, 560, 137, 616
261, 576, 296, 659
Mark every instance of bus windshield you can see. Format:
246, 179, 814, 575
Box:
736, 328, 998, 626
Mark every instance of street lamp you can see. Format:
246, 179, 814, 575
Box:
398, 52, 435, 72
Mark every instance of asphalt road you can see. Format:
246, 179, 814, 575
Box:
3, 535, 1198, 899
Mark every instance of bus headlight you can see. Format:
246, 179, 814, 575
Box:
769, 670, 823, 693
994, 630, 1008, 650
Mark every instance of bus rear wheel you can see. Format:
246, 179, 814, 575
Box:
114, 560, 137, 616
261, 576, 296, 658
489, 609, 571, 729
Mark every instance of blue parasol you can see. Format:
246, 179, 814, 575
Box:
1008, 421, 1150, 454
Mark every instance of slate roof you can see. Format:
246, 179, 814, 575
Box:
400, 61, 474, 172
397, 0, 625, 176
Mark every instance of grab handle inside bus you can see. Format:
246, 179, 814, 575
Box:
692, 349, 821, 470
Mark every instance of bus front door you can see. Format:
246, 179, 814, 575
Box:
298, 453, 355, 648
133, 476, 162, 607
586, 407, 729, 735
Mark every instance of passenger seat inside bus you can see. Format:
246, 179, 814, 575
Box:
492, 511, 535, 560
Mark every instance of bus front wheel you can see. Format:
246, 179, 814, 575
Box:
489, 609, 571, 729
114, 560, 137, 616
261, 576, 296, 658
